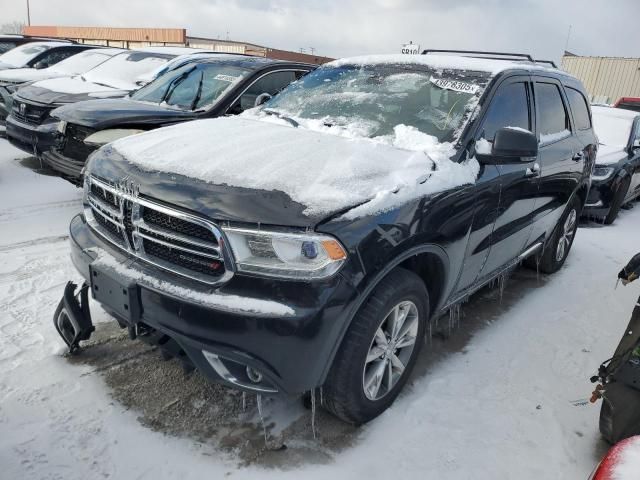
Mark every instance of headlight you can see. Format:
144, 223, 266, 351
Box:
83, 128, 145, 147
221, 227, 347, 280
592, 166, 615, 181
56, 120, 67, 134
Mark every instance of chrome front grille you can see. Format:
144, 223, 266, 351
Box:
85, 175, 235, 285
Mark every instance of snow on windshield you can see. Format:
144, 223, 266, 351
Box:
47, 49, 118, 75
260, 63, 491, 144
82, 52, 173, 91
592, 106, 637, 148
108, 116, 479, 220
0, 42, 56, 68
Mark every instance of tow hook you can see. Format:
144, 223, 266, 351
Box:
53, 281, 95, 354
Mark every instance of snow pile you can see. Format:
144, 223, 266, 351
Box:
612, 437, 640, 480
92, 248, 294, 317
110, 116, 478, 219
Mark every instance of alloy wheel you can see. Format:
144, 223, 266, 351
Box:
556, 208, 577, 262
362, 300, 420, 401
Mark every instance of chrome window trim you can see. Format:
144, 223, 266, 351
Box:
85, 175, 236, 286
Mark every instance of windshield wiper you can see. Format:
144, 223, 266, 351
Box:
263, 108, 299, 128
163, 66, 197, 103
189, 70, 204, 111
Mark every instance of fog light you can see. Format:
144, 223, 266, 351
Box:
246, 366, 263, 383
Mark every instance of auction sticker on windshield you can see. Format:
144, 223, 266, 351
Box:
215, 74, 240, 82
430, 76, 479, 94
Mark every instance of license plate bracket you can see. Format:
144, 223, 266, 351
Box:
89, 264, 141, 324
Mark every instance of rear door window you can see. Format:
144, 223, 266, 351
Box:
565, 87, 591, 131
535, 82, 571, 142
480, 81, 531, 142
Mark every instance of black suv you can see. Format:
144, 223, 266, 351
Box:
43, 55, 314, 183
57, 51, 595, 425
0, 35, 74, 55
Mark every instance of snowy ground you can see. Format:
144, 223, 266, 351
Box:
1, 137, 639, 479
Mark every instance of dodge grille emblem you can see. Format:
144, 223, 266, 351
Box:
19, 103, 26, 115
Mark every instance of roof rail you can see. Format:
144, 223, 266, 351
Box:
533, 59, 558, 68
422, 49, 558, 68
422, 49, 534, 62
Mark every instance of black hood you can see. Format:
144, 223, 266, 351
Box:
88, 145, 324, 228
16, 82, 129, 106
52, 98, 197, 129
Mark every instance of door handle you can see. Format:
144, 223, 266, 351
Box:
525, 163, 541, 178
572, 151, 584, 161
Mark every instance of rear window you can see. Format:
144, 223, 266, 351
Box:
565, 87, 591, 130
536, 83, 570, 141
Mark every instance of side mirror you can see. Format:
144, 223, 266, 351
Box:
632, 138, 640, 150
489, 127, 538, 162
33, 61, 47, 70
254, 93, 272, 107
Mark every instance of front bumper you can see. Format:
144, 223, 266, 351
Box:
42, 149, 84, 184
583, 178, 616, 217
69, 213, 359, 395
6, 114, 58, 157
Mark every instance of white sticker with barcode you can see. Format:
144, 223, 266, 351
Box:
214, 74, 239, 82
430, 76, 479, 94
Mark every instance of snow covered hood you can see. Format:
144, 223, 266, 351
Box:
0, 67, 62, 84
15, 77, 129, 105
109, 116, 479, 220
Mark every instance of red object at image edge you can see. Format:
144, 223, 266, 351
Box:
591, 436, 639, 480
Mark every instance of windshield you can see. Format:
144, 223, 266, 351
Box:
264, 64, 490, 143
0, 43, 53, 68
48, 50, 114, 75
131, 62, 249, 110
592, 109, 635, 148
82, 51, 174, 91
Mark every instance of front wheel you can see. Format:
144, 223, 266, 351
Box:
537, 197, 580, 274
323, 268, 429, 425
604, 177, 631, 225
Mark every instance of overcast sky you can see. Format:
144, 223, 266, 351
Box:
2, 0, 637, 62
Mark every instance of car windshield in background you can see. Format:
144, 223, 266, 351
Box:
0, 43, 53, 68
82, 52, 174, 91
48, 50, 114, 75
592, 110, 634, 148
264, 64, 490, 142
131, 62, 250, 110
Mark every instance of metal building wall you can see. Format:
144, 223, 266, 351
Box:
562, 55, 640, 104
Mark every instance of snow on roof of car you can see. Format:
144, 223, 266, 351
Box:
135, 46, 210, 56
610, 437, 640, 480
108, 116, 479, 220
592, 104, 640, 120
327, 54, 561, 75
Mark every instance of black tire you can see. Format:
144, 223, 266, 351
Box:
323, 268, 429, 425
604, 177, 631, 225
535, 196, 581, 274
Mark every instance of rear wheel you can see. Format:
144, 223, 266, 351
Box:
323, 268, 429, 425
536, 196, 580, 274
604, 177, 631, 225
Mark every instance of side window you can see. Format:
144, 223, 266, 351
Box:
536, 82, 570, 139
480, 82, 531, 142
228, 71, 298, 114
33, 48, 77, 68
565, 87, 591, 130
0, 42, 17, 54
